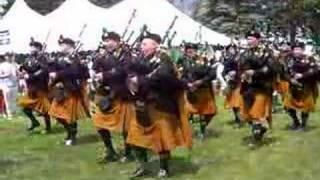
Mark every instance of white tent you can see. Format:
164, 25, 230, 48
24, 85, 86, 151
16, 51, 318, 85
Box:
0, 0, 230, 53
45, 0, 112, 51
0, 0, 48, 53
105, 0, 230, 46
45, 0, 230, 51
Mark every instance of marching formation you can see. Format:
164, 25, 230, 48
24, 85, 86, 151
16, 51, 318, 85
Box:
0, 26, 319, 179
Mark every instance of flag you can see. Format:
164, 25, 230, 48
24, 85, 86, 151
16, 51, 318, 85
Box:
0, 30, 10, 46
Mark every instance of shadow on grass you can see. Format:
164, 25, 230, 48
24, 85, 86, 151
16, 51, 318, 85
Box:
0, 158, 18, 173
142, 156, 200, 178
77, 134, 100, 145
192, 128, 223, 140
241, 135, 279, 150
281, 124, 317, 132
26, 126, 65, 136
206, 128, 223, 139
0, 156, 41, 173
49, 126, 65, 134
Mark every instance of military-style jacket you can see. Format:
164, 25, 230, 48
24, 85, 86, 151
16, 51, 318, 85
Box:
239, 46, 275, 93
125, 51, 183, 115
180, 55, 216, 88
20, 53, 49, 92
50, 55, 89, 94
222, 53, 240, 89
286, 54, 318, 88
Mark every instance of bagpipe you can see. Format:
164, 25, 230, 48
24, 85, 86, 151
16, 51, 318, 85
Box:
287, 57, 310, 99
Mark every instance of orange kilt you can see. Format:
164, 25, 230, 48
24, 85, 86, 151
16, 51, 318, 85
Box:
186, 87, 217, 115
120, 101, 134, 133
127, 94, 192, 153
224, 87, 241, 109
49, 93, 88, 124
93, 96, 124, 133
240, 92, 272, 122
274, 80, 289, 95
284, 87, 317, 112
18, 90, 50, 114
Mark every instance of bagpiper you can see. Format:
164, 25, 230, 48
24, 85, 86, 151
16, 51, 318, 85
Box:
283, 42, 319, 131
179, 43, 217, 139
222, 43, 242, 127
125, 33, 192, 178
239, 31, 276, 141
93, 31, 133, 163
48, 36, 90, 146
18, 39, 51, 133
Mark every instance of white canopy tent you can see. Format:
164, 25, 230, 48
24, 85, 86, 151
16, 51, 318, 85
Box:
105, 0, 230, 46
44, 0, 112, 51
0, 0, 230, 53
0, 0, 48, 53
44, 0, 230, 51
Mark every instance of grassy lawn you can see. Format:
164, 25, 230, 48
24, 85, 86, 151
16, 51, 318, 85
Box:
1, 97, 320, 180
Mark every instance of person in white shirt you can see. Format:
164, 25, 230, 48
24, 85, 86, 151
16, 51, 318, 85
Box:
0, 54, 18, 119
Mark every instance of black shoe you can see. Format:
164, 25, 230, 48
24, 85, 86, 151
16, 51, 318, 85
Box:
98, 153, 119, 164
252, 124, 266, 141
260, 126, 267, 137
27, 122, 40, 131
234, 121, 243, 129
299, 123, 307, 132
130, 167, 147, 179
289, 122, 301, 131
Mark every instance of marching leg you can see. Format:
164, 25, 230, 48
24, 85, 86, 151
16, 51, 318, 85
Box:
158, 151, 170, 178
57, 119, 71, 143
43, 114, 51, 133
300, 112, 309, 131
131, 146, 148, 179
232, 107, 242, 127
23, 108, 40, 131
97, 129, 119, 163
287, 108, 300, 130
120, 132, 134, 162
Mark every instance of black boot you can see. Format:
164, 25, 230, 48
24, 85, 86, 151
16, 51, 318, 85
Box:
43, 114, 51, 133
23, 108, 40, 131
233, 108, 242, 128
158, 152, 170, 178
130, 147, 148, 179
58, 120, 71, 141
300, 112, 309, 131
120, 143, 134, 163
67, 123, 78, 146
98, 129, 118, 163
199, 122, 207, 140
287, 109, 300, 130
252, 123, 267, 141
200, 115, 211, 140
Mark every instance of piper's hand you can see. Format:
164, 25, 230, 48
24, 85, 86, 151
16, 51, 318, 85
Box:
193, 80, 203, 87
245, 69, 255, 76
49, 72, 56, 79
95, 73, 103, 81
294, 73, 303, 80
128, 76, 138, 95
188, 83, 196, 92
290, 78, 301, 87
228, 70, 236, 77
23, 74, 29, 79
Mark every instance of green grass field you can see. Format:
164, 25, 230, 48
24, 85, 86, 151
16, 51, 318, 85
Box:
1, 97, 320, 180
